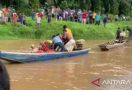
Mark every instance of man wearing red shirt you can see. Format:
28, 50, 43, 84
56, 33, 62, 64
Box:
82, 11, 88, 24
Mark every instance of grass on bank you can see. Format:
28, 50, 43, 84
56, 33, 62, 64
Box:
0, 17, 132, 40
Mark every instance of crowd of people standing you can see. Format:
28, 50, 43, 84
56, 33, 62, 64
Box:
50, 6, 109, 26
0, 7, 26, 25
0, 5, 131, 29
0, 6, 114, 28
30, 6, 109, 27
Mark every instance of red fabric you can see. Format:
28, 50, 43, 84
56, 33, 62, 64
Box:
13, 13, 17, 18
82, 12, 88, 19
40, 43, 54, 53
47, 49, 55, 53
36, 50, 44, 53
41, 44, 49, 52
37, 12, 43, 18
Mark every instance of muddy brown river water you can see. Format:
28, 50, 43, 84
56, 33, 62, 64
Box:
0, 40, 132, 90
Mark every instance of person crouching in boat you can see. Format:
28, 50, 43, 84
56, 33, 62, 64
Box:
62, 25, 76, 52
52, 34, 65, 52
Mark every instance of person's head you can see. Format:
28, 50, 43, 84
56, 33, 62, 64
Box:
63, 29, 67, 33
31, 44, 35, 49
123, 28, 125, 32
118, 27, 120, 30
56, 33, 60, 36
126, 26, 130, 30
63, 25, 67, 30
39, 42, 43, 46
52, 35, 56, 39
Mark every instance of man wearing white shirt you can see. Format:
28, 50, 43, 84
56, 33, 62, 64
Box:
120, 29, 126, 42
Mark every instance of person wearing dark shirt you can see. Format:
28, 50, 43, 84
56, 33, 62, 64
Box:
116, 28, 121, 40
103, 16, 108, 27
31, 10, 36, 21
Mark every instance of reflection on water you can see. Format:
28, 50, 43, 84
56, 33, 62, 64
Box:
0, 40, 132, 90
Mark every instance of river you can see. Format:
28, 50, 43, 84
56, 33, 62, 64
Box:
0, 40, 132, 90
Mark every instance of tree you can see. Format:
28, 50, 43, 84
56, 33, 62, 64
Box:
91, 0, 101, 12
79, 0, 91, 10
0, 0, 131, 16
103, 0, 110, 14
109, 0, 119, 14
39, 0, 47, 6
118, 0, 130, 15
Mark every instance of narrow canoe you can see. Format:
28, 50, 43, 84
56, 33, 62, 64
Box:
0, 49, 89, 63
99, 42, 126, 51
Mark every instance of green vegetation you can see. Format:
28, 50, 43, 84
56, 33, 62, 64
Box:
0, 0, 132, 16
0, 18, 131, 40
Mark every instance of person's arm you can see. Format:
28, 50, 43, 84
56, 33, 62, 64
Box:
63, 32, 67, 39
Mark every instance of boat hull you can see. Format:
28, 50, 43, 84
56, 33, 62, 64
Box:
99, 42, 125, 51
0, 49, 89, 63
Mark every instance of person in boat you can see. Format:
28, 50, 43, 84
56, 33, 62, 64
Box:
62, 25, 76, 52
52, 34, 65, 52
0, 61, 10, 90
116, 28, 121, 40
30, 44, 44, 53
39, 41, 54, 53
30, 41, 54, 53
120, 29, 126, 42
30, 44, 39, 53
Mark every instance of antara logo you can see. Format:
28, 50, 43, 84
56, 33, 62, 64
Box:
91, 78, 132, 87
91, 78, 101, 87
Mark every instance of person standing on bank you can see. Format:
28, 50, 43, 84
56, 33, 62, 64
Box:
103, 15, 108, 27
95, 14, 101, 26
36, 11, 43, 28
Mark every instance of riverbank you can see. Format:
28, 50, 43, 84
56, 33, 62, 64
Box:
0, 18, 131, 40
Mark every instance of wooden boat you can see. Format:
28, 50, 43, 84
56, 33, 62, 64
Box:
99, 42, 126, 51
0, 49, 89, 63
